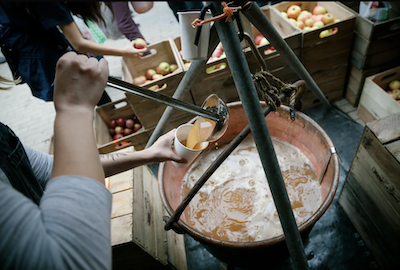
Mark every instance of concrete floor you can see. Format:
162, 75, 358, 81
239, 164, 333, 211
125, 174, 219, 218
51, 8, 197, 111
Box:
0, 2, 379, 270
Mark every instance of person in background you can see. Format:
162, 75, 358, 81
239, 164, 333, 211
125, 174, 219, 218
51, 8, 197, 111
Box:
0, 2, 147, 105
168, 1, 205, 21
105, 2, 147, 43
0, 51, 185, 269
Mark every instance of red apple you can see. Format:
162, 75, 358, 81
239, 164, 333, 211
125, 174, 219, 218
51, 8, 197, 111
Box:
389, 80, 400, 90
169, 64, 178, 72
313, 21, 324, 28
109, 128, 116, 136
125, 118, 134, 128
152, 73, 163, 80
133, 115, 139, 123
322, 13, 335, 25
113, 134, 124, 140
305, 18, 315, 27
255, 34, 264, 46
156, 62, 170, 75
313, 14, 324, 22
296, 20, 305, 29
132, 75, 146, 85
145, 69, 156, 80
133, 38, 147, 49
313, 5, 327, 16
109, 119, 117, 128
116, 117, 125, 127
115, 126, 123, 134
123, 128, 133, 136
133, 123, 142, 132
297, 13, 309, 23
287, 5, 301, 19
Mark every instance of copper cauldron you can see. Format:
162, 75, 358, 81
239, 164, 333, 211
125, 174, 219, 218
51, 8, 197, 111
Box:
158, 102, 339, 268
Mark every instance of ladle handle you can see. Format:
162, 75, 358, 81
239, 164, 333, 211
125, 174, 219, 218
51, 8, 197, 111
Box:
107, 76, 221, 122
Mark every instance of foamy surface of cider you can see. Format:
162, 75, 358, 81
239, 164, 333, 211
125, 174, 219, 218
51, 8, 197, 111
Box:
181, 135, 322, 242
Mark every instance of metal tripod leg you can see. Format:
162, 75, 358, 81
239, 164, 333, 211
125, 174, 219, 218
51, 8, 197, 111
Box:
145, 26, 221, 148
242, 3, 332, 110
208, 2, 310, 270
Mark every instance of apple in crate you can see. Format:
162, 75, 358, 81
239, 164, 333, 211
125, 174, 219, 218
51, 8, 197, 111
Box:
313, 5, 327, 16
156, 62, 170, 75
322, 13, 335, 25
115, 126, 123, 134
389, 80, 400, 90
145, 69, 156, 80
259, 37, 269, 46
123, 128, 133, 136
152, 73, 163, 80
116, 117, 125, 127
170, 64, 178, 73
133, 123, 142, 132
109, 119, 117, 128
113, 134, 124, 141
313, 21, 324, 28
255, 34, 264, 46
125, 118, 134, 129
133, 75, 146, 85
305, 18, 315, 27
133, 38, 147, 49
287, 5, 301, 19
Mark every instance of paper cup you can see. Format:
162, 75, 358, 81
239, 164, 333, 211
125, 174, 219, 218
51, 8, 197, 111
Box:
178, 11, 212, 60
172, 124, 209, 168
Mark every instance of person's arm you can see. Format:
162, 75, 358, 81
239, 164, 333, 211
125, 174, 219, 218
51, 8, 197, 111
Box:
59, 21, 146, 57
101, 129, 186, 177
111, 2, 146, 41
51, 52, 109, 184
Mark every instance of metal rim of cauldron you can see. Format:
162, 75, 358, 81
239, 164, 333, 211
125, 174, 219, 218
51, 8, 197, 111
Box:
158, 102, 340, 249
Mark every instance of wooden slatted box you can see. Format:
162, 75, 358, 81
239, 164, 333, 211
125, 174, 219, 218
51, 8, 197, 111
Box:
338, 113, 400, 270
339, 2, 400, 107
357, 65, 400, 124
348, 5, 400, 71
95, 98, 150, 153
109, 147, 188, 270
122, 39, 194, 130
272, 1, 357, 110
345, 62, 399, 107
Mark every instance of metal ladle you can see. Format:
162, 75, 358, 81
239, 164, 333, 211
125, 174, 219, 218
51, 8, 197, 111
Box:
106, 76, 229, 141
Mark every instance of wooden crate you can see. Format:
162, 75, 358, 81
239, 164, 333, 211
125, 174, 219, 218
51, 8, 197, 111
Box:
348, 6, 400, 71
357, 65, 400, 124
94, 98, 151, 153
300, 63, 349, 110
122, 39, 195, 130
338, 113, 400, 270
109, 147, 188, 270
345, 62, 399, 107
272, 2, 356, 71
271, 2, 356, 110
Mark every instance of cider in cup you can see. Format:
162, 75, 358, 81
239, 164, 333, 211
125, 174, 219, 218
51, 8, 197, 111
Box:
186, 117, 216, 149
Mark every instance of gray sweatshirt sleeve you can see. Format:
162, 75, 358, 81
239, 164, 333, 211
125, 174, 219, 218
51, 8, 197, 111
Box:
23, 144, 53, 188
0, 175, 112, 270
